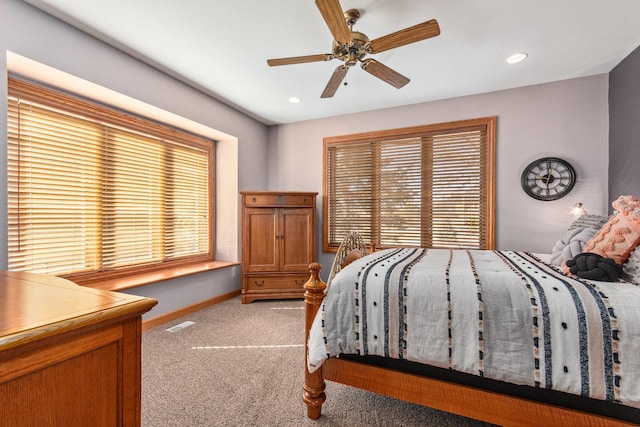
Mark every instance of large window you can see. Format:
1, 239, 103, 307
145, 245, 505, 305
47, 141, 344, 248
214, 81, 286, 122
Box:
7, 78, 215, 284
324, 117, 496, 251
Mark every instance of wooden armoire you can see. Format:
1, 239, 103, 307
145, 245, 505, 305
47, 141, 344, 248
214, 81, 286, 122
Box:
241, 191, 317, 303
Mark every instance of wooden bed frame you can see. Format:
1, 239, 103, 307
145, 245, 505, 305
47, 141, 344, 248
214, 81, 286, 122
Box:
302, 261, 638, 426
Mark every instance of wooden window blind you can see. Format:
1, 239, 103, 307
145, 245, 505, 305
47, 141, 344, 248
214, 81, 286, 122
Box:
324, 117, 496, 251
7, 78, 214, 284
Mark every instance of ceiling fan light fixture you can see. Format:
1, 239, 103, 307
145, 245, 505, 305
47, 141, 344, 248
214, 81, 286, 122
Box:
507, 52, 528, 64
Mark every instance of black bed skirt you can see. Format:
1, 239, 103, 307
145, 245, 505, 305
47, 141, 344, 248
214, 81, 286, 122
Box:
338, 354, 640, 424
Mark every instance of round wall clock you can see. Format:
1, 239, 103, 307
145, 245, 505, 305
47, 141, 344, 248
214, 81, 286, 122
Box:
520, 157, 576, 201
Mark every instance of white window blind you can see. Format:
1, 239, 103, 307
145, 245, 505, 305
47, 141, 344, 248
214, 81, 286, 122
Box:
324, 118, 496, 251
7, 78, 214, 283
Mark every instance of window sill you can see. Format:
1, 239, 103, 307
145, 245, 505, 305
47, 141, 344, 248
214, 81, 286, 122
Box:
80, 261, 240, 292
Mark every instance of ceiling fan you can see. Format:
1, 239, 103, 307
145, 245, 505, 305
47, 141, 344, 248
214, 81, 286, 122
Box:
266, 0, 441, 98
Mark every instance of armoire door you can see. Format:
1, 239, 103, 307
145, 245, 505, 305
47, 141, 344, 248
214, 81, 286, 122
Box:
279, 208, 315, 272
244, 207, 278, 272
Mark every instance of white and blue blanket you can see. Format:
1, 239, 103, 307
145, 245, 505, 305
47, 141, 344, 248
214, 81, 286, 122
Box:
307, 248, 640, 408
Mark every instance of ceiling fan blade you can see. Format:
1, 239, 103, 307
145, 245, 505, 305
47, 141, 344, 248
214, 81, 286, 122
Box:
367, 19, 440, 54
267, 54, 334, 67
315, 0, 352, 44
361, 59, 410, 89
321, 65, 349, 98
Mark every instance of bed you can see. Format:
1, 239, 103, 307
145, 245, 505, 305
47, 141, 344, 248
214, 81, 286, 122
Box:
302, 198, 640, 426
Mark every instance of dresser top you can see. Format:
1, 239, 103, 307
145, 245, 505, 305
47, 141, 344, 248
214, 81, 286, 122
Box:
0, 271, 156, 350
240, 191, 318, 196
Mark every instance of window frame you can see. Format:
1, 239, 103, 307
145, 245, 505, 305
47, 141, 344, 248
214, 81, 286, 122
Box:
7, 77, 216, 285
322, 117, 496, 252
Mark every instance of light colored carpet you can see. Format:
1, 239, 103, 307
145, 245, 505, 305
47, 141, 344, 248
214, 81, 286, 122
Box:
141, 297, 494, 426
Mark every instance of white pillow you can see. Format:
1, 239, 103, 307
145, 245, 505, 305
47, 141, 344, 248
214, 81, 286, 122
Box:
568, 214, 610, 230
550, 227, 598, 266
623, 248, 640, 284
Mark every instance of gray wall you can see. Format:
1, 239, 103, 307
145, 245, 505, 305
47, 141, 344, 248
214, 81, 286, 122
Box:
609, 45, 640, 205
2, 0, 269, 320
1, 0, 633, 319
268, 75, 611, 269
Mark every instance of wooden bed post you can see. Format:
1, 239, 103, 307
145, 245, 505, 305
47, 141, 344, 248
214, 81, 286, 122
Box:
303, 262, 326, 419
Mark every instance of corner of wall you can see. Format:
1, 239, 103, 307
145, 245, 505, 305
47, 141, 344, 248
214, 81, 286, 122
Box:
1, 51, 8, 270
215, 137, 240, 262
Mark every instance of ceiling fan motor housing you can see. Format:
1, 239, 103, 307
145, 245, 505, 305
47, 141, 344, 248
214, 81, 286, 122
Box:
332, 31, 369, 66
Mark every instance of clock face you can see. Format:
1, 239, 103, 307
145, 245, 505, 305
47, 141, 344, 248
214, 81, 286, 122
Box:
521, 157, 576, 201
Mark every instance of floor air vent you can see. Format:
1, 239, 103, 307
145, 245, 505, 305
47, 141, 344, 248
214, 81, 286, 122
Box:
166, 321, 195, 332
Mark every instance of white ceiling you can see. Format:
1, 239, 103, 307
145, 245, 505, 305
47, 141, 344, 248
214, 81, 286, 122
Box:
24, 0, 640, 125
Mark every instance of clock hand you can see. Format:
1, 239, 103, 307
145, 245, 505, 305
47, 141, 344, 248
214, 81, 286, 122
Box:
545, 161, 553, 185
536, 172, 553, 184
546, 168, 556, 195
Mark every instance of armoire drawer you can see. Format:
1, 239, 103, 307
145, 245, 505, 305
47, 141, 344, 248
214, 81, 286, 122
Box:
243, 274, 309, 291
243, 193, 314, 207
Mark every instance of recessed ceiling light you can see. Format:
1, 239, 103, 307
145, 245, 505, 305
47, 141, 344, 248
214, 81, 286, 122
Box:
507, 53, 528, 64
289, 97, 301, 104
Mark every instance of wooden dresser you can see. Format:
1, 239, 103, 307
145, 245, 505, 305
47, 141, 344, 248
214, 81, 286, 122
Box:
241, 191, 317, 303
0, 271, 157, 427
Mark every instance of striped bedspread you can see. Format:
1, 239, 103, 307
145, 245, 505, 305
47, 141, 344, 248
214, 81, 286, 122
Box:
307, 248, 640, 408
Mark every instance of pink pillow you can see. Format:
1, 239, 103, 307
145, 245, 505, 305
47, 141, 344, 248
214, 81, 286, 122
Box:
612, 195, 640, 219
583, 196, 640, 265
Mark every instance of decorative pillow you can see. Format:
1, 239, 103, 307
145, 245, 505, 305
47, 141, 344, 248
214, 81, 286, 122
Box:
565, 252, 622, 282
623, 248, 640, 284
583, 196, 640, 265
550, 227, 598, 266
612, 195, 640, 218
568, 214, 610, 231
343, 249, 363, 268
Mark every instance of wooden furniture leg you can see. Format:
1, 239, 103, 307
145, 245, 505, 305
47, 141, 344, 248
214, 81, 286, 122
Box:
303, 262, 327, 419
